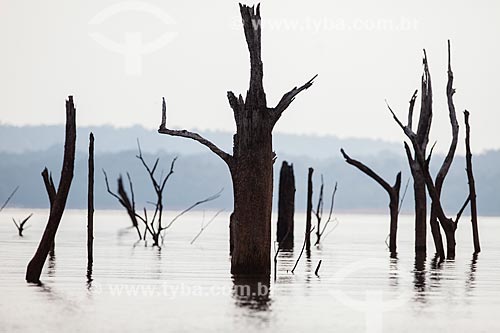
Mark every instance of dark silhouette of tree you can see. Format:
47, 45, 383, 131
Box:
12, 213, 33, 237
313, 177, 337, 246
464, 110, 480, 253
26, 96, 76, 283
277, 161, 295, 249
87, 132, 94, 280
104, 147, 221, 247
341, 149, 401, 255
389, 41, 470, 259
158, 4, 316, 275
305, 168, 313, 252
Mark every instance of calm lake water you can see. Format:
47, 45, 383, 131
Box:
1, 209, 499, 332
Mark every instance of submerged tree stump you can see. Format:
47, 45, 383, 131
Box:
305, 168, 313, 252
277, 161, 295, 249
26, 96, 76, 283
158, 4, 316, 275
464, 110, 480, 254
87, 132, 95, 278
341, 149, 401, 255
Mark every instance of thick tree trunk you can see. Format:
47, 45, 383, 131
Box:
87, 132, 94, 276
26, 96, 76, 283
409, 161, 427, 254
158, 4, 315, 276
230, 127, 274, 275
305, 168, 313, 252
277, 161, 295, 249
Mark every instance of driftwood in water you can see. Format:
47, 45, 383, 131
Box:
464, 110, 480, 254
277, 161, 295, 249
341, 149, 401, 255
87, 133, 95, 278
158, 4, 316, 275
26, 96, 76, 283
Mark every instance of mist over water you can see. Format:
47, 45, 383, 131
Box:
1, 209, 499, 332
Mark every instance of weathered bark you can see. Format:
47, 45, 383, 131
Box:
464, 110, 480, 253
277, 161, 295, 249
158, 4, 316, 275
26, 96, 76, 283
87, 133, 94, 277
341, 149, 401, 255
305, 168, 313, 252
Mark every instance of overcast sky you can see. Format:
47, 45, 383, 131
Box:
1, 0, 498, 153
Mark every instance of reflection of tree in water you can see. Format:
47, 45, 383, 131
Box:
412, 254, 426, 302
388, 256, 400, 288
47, 252, 56, 278
465, 253, 479, 294
232, 275, 271, 311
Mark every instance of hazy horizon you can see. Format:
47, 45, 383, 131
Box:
1, 0, 499, 155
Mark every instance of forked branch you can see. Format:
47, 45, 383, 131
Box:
158, 98, 233, 166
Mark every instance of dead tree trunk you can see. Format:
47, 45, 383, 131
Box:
341, 149, 401, 255
464, 110, 480, 253
87, 132, 94, 277
41, 168, 56, 256
388, 52, 433, 255
427, 40, 460, 260
158, 4, 316, 275
305, 168, 313, 252
390, 41, 465, 259
26, 96, 76, 283
277, 161, 295, 249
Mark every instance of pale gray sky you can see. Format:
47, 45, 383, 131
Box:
1, 0, 499, 153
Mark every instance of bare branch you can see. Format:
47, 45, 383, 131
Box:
341, 148, 393, 193
160, 157, 178, 191
455, 195, 471, 225
162, 189, 223, 231
398, 177, 411, 214
158, 97, 233, 166
272, 74, 318, 123
190, 209, 224, 245
20, 213, 33, 227
291, 226, 315, 274
41, 168, 56, 206
0, 186, 19, 212
408, 90, 418, 130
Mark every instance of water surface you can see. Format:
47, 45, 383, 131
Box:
1, 209, 499, 332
